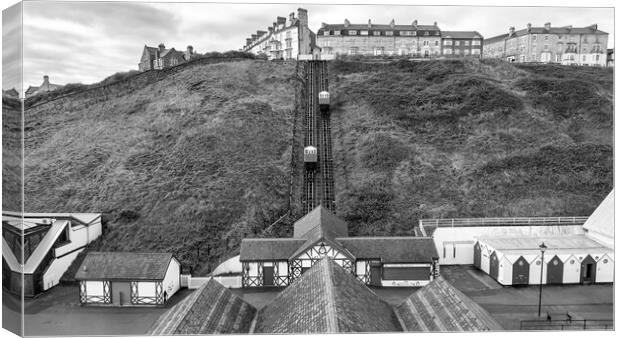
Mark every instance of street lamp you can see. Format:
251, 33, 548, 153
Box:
538, 242, 548, 317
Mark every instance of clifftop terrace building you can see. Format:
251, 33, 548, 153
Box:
317, 19, 442, 57
242, 8, 317, 60
483, 23, 608, 66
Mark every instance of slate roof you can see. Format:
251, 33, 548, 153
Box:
239, 238, 306, 261
337, 237, 438, 263
148, 278, 256, 335
254, 258, 403, 333
75, 252, 175, 280
395, 276, 502, 331
441, 31, 483, 39
293, 205, 348, 239
485, 25, 607, 42
318, 23, 439, 35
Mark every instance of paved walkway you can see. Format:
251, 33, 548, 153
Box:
440, 265, 613, 330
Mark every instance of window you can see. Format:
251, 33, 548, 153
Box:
444, 40, 452, 46
401, 31, 414, 36
424, 31, 429, 36
374, 47, 384, 56
286, 39, 292, 48
582, 55, 586, 61
472, 49, 480, 55
324, 47, 332, 55
386, 31, 393, 36
464, 49, 470, 55
454, 41, 460, 46
423, 40, 429, 46
349, 47, 358, 55
464, 41, 470, 46
532, 35, 537, 41
444, 48, 452, 54
360, 30, 368, 36
536, 260, 541, 265
435, 41, 439, 46
373, 31, 381, 36
545, 35, 549, 40
334, 30, 340, 36
348, 30, 357, 35
454, 49, 460, 55
472, 40, 481, 46
532, 53, 536, 61
596, 54, 600, 61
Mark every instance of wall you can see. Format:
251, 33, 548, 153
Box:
433, 225, 585, 265
43, 248, 83, 290
162, 258, 180, 298
595, 254, 613, 283
318, 35, 441, 56
380, 263, 431, 287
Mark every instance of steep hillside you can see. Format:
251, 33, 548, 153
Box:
23, 59, 298, 273
329, 59, 613, 236
2, 97, 22, 211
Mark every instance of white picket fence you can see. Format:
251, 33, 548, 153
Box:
180, 274, 242, 289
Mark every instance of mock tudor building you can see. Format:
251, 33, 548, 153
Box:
138, 43, 199, 71
441, 31, 484, 57
242, 8, 316, 60
240, 206, 438, 288
317, 19, 442, 57
75, 252, 181, 306
483, 23, 608, 65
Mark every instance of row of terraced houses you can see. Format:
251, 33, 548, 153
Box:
240, 8, 610, 67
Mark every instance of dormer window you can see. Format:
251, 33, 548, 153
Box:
373, 31, 380, 36
323, 31, 329, 36
349, 30, 357, 35
424, 31, 430, 36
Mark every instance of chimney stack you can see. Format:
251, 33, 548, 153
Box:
433, 21, 437, 26
268, 26, 274, 34
297, 8, 308, 27
368, 19, 372, 29
43, 75, 49, 84
589, 23, 598, 30
246, 38, 252, 46
289, 12, 295, 24
277, 16, 286, 26
187, 45, 194, 54
412, 19, 418, 28
158, 43, 165, 51
544, 22, 551, 30
509, 26, 515, 36
344, 19, 350, 28
389, 19, 395, 28
527, 23, 531, 32
251, 34, 257, 41
321, 22, 327, 29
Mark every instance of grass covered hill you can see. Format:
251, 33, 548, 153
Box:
23, 59, 297, 273
2, 97, 22, 211
329, 59, 613, 236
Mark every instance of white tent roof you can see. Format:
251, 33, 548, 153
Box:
582, 190, 613, 238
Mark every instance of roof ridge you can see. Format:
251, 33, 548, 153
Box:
324, 259, 339, 333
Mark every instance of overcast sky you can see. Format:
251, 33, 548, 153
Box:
1, 0, 615, 91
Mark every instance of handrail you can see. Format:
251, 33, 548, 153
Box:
520, 319, 613, 330
419, 216, 589, 228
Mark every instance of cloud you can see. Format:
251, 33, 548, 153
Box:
2, 2, 22, 91
3, 1, 613, 89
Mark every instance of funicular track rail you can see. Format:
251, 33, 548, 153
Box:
302, 61, 335, 214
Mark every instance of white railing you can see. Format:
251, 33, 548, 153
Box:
419, 216, 589, 228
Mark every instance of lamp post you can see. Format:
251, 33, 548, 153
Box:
538, 242, 547, 317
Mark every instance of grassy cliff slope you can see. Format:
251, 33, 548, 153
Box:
24, 59, 297, 273
329, 59, 613, 236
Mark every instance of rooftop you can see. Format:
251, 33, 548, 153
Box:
254, 258, 402, 333
75, 252, 175, 280
148, 278, 256, 335
395, 276, 503, 331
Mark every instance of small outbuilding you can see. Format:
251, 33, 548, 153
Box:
75, 252, 181, 306
474, 236, 613, 286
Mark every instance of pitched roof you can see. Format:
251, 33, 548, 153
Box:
255, 258, 402, 333
75, 252, 175, 280
441, 31, 483, 39
395, 276, 502, 331
582, 190, 613, 247
476, 235, 610, 251
485, 25, 608, 42
318, 23, 439, 34
293, 205, 348, 239
148, 278, 256, 335
239, 238, 306, 261
337, 237, 438, 263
